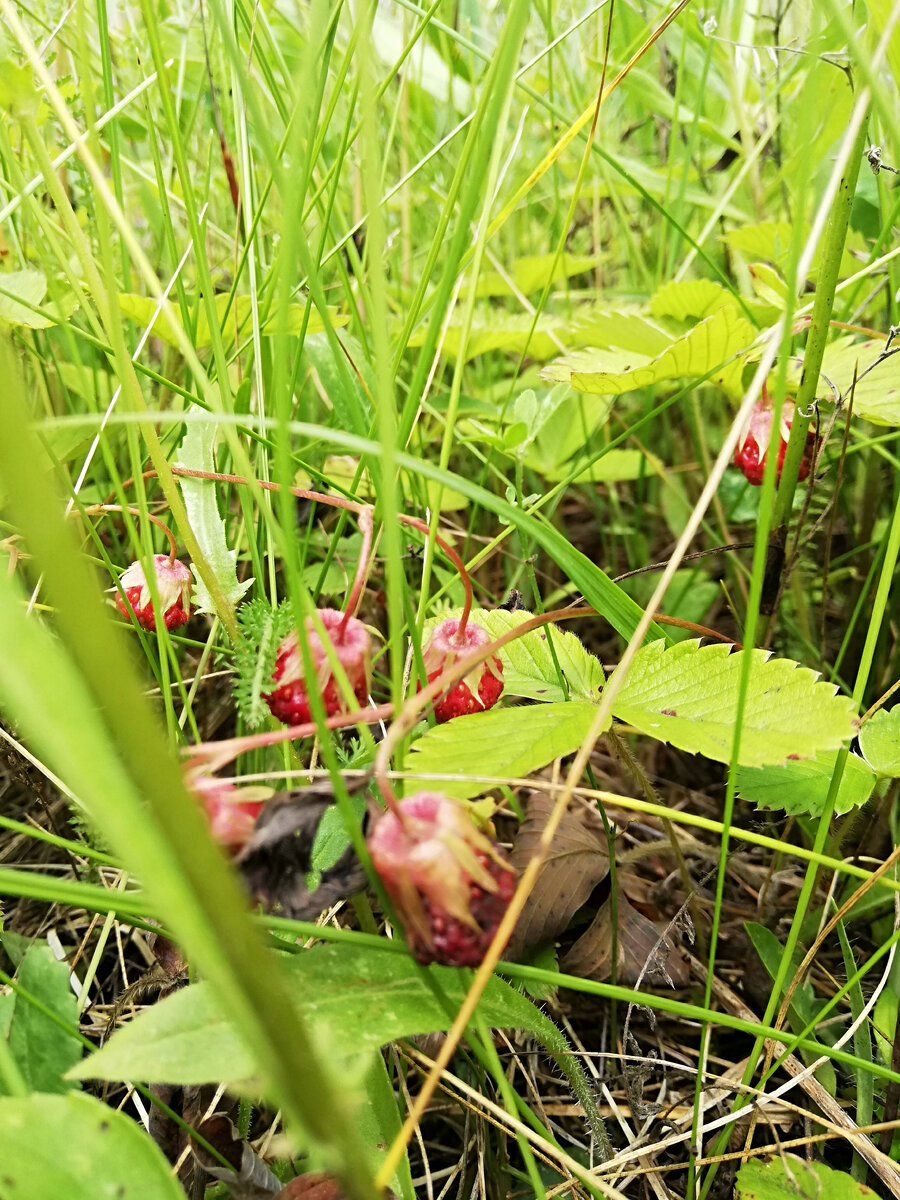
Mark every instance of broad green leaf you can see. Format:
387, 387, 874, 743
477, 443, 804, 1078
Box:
0, 270, 52, 329
408, 311, 571, 362
818, 335, 900, 425
735, 751, 876, 817
422, 608, 604, 703
721, 221, 869, 282
859, 706, 900, 777
649, 279, 736, 322
2, 940, 81, 1095
118, 292, 344, 349
70, 943, 566, 1086
0, 1092, 184, 1200
536, 448, 646, 484
471, 253, 602, 299
570, 305, 673, 356
744, 923, 835, 1092
175, 421, 253, 613
408, 702, 605, 799
735, 1154, 875, 1198
544, 306, 755, 397
610, 639, 856, 767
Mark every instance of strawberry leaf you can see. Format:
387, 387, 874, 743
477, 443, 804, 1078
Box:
408, 701, 607, 799
610, 639, 856, 767
859, 706, 900, 777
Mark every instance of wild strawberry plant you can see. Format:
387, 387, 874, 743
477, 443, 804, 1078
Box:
2, 2, 900, 1198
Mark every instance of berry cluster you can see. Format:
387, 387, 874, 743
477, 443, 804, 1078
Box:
112, 495, 513, 967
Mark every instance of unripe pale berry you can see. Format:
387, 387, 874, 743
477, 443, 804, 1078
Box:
184, 767, 271, 853
733, 389, 816, 487
115, 555, 193, 631
420, 618, 503, 723
264, 608, 371, 726
368, 791, 515, 967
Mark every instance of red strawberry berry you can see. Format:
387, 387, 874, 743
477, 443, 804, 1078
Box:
368, 791, 516, 967
734, 387, 817, 487
263, 608, 371, 725
420, 618, 503, 723
115, 554, 193, 631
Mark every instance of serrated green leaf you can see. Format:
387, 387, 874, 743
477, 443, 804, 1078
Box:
117, 292, 345, 350
859, 706, 900, 777
175, 422, 253, 614
0, 270, 51, 328
544, 306, 755, 397
423, 608, 603, 703
735, 751, 876, 817
735, 1154, 875, 1198
0, 1093, 184, 1200
3, 940, 81, 1095
649, 279, 736, 322
569, 305, 674, 355
818, 336, 900, 425
610, 640, 856, 767
69, 943, 563, 1085
409, 701, 605, 799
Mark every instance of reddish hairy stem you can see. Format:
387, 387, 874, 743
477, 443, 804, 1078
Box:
185, 701, 396, 774
118, 466, 477, 639
81, 503, 178, 562
341, 506, 374, 633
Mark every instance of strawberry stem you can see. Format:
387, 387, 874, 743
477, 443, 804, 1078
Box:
81, 504, 178, 563
340, 506, 374, 636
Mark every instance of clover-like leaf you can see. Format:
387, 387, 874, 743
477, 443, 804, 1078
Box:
610, 639, 856, 767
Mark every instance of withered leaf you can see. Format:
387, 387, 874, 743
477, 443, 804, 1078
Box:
193, 1114, 282, 1198
506, 792, 610, 960
236, 783, 367, 920
560, 887, 689, 987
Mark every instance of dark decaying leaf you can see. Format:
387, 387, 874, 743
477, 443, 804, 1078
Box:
193, 1114, 282, 1198
236, 784, 367, 920
506, 792, 609, 960
560, 886, 689, 987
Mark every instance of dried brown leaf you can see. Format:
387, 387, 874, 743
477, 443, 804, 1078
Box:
560, 888, 688, 986
506, 793, 609, 960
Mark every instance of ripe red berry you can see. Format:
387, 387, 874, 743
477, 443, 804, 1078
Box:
368, 791, 516, 967
263, 608, 371, 725
733, 388, 816, 487
115, 555, 193, 631
420, 618, 503, 723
